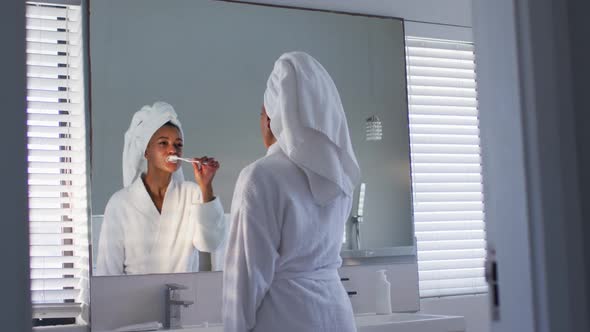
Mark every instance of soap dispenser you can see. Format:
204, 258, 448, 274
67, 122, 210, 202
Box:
375, 269, 392, 315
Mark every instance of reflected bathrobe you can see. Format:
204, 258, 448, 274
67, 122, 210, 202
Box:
223, 143, 356, 332
96, 176, 226, 275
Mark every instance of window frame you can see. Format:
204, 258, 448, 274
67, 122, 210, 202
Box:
405, 28, 488, 298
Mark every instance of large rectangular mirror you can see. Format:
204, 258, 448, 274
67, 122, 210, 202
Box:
90, 0, 413, 276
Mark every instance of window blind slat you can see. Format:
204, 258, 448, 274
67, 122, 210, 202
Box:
418, 249, 485, 261
28, 77, 81, 91
28, 64, 81, 80
414, 202, 484, 213
27, 43, 81, 58
412, 173, 481, 183
28, 137, 86, 147
30, 221, 87, 230
414, 211, 484, 223
414, 192, 483, 203
409, 95, 477, 108
27, 29, 71, 43
411, 145, 480, 155
28, 101, 81, 112
31, 278, 81, 291
407, 66, 475, 79
29, 204, 87, 213
408, 57, 475, 70
28, 114, 83, 124
27, 54, 81, 69
415, 221, 485, 232
31, 268, 81, 279
408, 37, 487, 298
30, 256, 82, 267
407, 76, 476, 89
30, 217, 88, 224
31, 289, 80, 304
413, 183, 483, 193
406, 46, 474, 60
30, 231, 88, 242
26, 17, 80, 33
27, 89, 81, 102
29, 173, 86, 181
418, 239, 486, 251
410, 134, 480, 145
420, 277, 487, 289
412, 163, 481, 174
420, 268, 485, 281
30, 225, 87, 237
410, 105, 477, 117
28, 128, 85, 139
410, 115, 479, 126
419, 258, 484, 271
29, 207, 87, 217
26, 17, 69, 30
29, 198, 87, 207
26, 6, 80, 20
27, 29, 82, 46
406, 39, 474, 51
417, 243, 485, 252
410, 125, 479, 136
28, 162, 86, 172
420, 287, 489, 298
408, 87, 477, 99
412, 153, 481, 164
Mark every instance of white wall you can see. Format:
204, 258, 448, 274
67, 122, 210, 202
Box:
0, 1, 32, 332
236, 0, 472, 27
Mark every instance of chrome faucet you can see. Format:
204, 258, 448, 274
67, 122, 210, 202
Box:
350, 183, 366, 250
164, 283, 194, 329
350, 215, 363, 250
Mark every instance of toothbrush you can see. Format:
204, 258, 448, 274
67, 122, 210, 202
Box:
166, 155, 208, 166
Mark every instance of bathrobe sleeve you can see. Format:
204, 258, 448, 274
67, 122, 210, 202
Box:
222, 165, 281, 332
96, 195, 125, 275
191, 192, 227, 252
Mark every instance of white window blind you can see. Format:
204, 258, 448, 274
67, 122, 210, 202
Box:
26, 2, 89, 320
406, 37, 488, 298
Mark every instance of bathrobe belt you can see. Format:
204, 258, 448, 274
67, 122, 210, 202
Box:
274, 268, 339, 281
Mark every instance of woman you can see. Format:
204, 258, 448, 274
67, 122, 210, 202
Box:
223, 52, 360, 331
96, 101, 226, 275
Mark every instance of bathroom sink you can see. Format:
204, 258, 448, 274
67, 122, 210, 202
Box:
166, 323, 223, 332
164, 313, 464, 332
355, 312, 465, 332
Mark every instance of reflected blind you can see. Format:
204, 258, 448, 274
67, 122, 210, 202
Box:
26, 2, 89, 318
406, 37, 488, 298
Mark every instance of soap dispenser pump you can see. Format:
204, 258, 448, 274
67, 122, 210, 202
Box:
375, 269, 392, 315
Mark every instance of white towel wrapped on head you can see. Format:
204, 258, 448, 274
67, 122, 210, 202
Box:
122, 101, 184, 187
263, 52, 360, 205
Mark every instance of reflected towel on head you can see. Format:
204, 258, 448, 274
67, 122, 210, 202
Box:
263, 51, 360, 205
122, 101, 184, 187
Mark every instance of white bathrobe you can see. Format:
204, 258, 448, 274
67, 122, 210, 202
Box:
222, 144, 356, 332
96, 176, 226, 275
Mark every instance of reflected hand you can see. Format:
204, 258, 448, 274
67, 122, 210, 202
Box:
192, 156, 220, 202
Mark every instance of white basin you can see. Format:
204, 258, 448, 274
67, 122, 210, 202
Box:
355, 312, 465, 332
168, 323, 223, 332
165, 313, 465, 332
